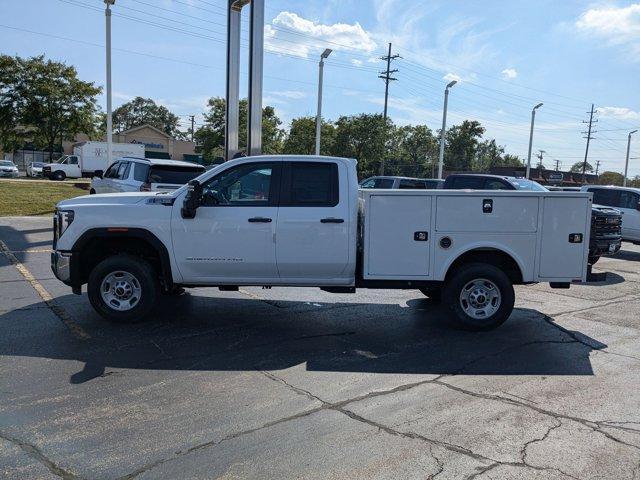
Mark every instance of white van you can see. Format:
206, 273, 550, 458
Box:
582, 185, 640, 243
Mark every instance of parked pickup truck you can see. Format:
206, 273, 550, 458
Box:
443, 174, 622, 265
51, 155, 594, 331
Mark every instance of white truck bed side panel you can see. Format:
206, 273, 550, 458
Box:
435, 195, 538, 233
366, 194, 431, 277
537, 195, 591, 280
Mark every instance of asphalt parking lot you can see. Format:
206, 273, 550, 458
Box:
1, 216, 640, 479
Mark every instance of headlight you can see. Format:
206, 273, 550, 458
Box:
55, 209, 75, 240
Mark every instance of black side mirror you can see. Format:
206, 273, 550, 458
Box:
181, 180, 203, 219
94, 170, 103, 179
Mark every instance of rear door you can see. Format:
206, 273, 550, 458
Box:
618, 190, 640, 241
275, 161, 350, 281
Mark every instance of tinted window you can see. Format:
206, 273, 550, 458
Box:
485, 179, 510, 190
148, 165, 205, 185
373, 178, 394, 188
286, 162, 338, 206
116, 162, 129, 180
424, 180, 442, 189
509, 179, 548, 191
450, 177, 485, 189
589, 189, 620, 207
620, 191, 640, 209
202, 162, 275, 206
399, 179, 426, 189
104, 162, 120, 178
133, 162, 150, 182
68, 156, 79, 165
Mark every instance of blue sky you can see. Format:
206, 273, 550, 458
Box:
1, 0, 639, 175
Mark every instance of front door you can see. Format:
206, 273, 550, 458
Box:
171, 161, 281, 283
275, 161, 351, 282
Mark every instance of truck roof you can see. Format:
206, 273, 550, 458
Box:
119, 157, 205, 169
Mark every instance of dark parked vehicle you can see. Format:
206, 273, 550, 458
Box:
443, 174, 622, 265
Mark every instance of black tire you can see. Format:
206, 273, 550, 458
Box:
588, 255, 600, 265
419, 287, 442, 303
88, 254, 159, 323
52, 170, 66, 181
89, 188, 96, 195
442, 262, 515, 331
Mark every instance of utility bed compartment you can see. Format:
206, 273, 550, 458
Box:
360, 190, 592, 283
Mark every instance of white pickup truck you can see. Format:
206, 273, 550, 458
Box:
51, 155, 593, 331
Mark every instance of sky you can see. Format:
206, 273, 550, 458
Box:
1, 0, 639, 175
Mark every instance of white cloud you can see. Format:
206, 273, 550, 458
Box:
265, 11, 377, 59
501, 68, 517, 80
443, 73, 461, 83
575, 4, 640, 57
596, 106, 640, 121
351, 59, 363, 66
269, 90, 307, 100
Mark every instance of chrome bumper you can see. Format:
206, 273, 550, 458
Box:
51, 251, 72, 283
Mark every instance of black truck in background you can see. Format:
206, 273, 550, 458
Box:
442, 174, 623, 265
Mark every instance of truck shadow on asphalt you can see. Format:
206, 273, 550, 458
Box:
0, 293, 608, 384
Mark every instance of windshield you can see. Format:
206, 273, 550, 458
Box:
31, 162, 44, 167
508, 178, 548, 192
148, 165, 205, 185
0, 161, 14, 167
56, 156, 68, 164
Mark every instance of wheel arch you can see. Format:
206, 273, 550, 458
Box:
71, 228, 173, 288
442, 246, 525, 284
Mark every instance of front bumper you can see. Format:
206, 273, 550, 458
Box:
51, 251, 73, 284
0, 171, 19, 177
590, 237, 622, 257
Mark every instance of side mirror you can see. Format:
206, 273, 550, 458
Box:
94, 170, 103, 179
181, 180, 203, 219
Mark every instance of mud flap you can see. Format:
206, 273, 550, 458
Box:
586, 264, 607, 282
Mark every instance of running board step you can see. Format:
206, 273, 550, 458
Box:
320, 287, 356, 294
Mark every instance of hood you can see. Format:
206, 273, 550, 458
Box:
56, 192, 164, 209
592, 204, 621, 216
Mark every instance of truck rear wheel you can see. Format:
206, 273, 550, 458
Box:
88, 254, 159, 323
442, 263, 515, 331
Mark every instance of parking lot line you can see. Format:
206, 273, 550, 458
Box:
0, 240, 90, 340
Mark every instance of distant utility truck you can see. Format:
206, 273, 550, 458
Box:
51, 155, 596, 331
43, 142, 145, 180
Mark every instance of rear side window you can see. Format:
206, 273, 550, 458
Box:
284, 162, 339, 206
148, 165, 205, 185
373, 178, 394, 188
399, 179, 426, 189
424, 180, 441, 189
589, 189, 620, 207
133, 162, 150, 182
450, 177, 485, 189
619, 191, 640, 209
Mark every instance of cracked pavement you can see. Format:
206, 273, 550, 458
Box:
2, 217, 640, 479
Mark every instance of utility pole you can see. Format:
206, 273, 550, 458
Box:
624, 130, 638, 187
581, 103, 597, 181
315, 48, 332, 156
104, 0, 115, 168
595, 160, 601, 176
526, 103, 543, 179
189, 115, 195, 142
378, 42, 399, 175
536, 150, 546, 177
437, 80, 457, 179
554, 158, 560, 171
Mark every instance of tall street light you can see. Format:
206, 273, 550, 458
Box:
624, 129, 638, 187
315, 48, 332, 156
437, 80, 457, 179
526, 103, 543, 179
105, 0, 115, 168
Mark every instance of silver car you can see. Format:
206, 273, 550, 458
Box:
0, 160, 19, 178
26, 161, 45, 177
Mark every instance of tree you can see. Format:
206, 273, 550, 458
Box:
0, 55, 101, 156
384, 124, 439, 177
112, 97, 183, 138
570, 161, 593, 173
597, 171, 624, 186
331, 113, 387, 178
473, 139, 505, 171
282, 116, 336, 155
501, 154, 525, 167
444, 120, 485, 171
194, 97, 284, 161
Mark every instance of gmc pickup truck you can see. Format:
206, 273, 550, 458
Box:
52, 155, 594, 331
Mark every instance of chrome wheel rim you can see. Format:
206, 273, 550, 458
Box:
100, 271, 141, 311
459, 278, 501, 320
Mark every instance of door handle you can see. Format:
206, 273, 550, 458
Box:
320, 218, 345, 223
248, 217, 272, 223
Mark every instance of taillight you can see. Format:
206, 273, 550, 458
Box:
139, 182, 151, 192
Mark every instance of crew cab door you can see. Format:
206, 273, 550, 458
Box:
275, 161, 350, 281
171, 161, 281, 283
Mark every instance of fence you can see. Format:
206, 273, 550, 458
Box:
11, 150, 63, 171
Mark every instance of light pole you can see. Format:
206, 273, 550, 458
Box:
315, 48, 332, 156
526, 103, 543, 179
624, 130, 638, 187
105, 0, 115, 167
437, 80, 456, 179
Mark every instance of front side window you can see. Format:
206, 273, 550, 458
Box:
619, 191, 640, 209
485, 179, 510, 190
201, 162, 275, 206
69, 156, 79, 165
451, 176, 485, 189
589, 188, 620, 207
116, 162, 129, 180
104, 162, 120, 178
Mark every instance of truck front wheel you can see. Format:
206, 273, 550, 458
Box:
442, 263, 515, 331
52, 171, 66, 181
88, 254, 159, 323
